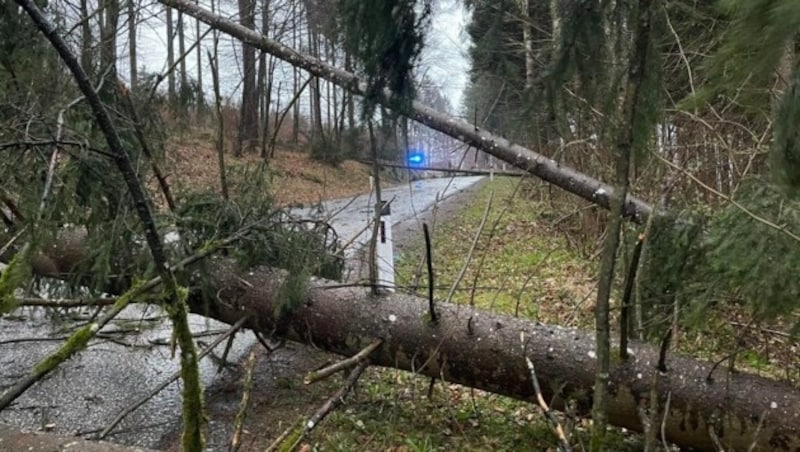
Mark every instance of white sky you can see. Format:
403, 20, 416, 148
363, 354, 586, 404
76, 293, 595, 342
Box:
420, 0, 470, 112
122, 0, 469, 115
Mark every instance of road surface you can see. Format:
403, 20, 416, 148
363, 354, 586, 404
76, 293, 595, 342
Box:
0, 176, 484, 448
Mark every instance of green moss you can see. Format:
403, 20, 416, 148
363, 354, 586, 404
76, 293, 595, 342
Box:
33, 323, 97, 374
0, 251, 30, 314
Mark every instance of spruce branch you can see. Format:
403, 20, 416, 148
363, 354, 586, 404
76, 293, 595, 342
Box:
13, 1, 204, 448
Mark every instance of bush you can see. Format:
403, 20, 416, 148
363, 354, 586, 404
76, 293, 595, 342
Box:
309, 135, 346, 166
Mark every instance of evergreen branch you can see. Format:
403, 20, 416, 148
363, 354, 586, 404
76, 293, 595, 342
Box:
0, 221, 257, 411
654, 151, 800, 244
14, 1, 203, 448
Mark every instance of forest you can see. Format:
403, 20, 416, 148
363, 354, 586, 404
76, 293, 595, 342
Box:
1, 0, 799, 451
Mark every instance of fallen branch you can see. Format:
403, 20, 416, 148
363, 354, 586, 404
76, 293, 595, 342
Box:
98, 315, 250, 439
304, 360, 368, 436
523, 330, 571, 452
304, 339, 382, 385
229, 349, 257, 452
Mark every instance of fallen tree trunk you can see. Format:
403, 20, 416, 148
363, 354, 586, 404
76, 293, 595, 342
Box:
159, 0, 653, 224
193, 263, 799, 451
5, 231, 799, 450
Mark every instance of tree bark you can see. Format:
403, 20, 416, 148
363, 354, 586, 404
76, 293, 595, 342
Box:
166, 5, 176, 103
516, 0, 535, 90
195, 0, 203, 118
237, 0, 258, 156
6, 230, 800, 452
188, 263, 800, 451
178, 9, 187, 106
159, 0, 653, 223
127, 0, 137, 87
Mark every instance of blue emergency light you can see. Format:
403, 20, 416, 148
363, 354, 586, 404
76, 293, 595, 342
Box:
407, 152, 425, 167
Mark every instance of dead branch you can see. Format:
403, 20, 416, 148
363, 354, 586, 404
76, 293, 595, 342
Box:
304, 339, 382, 385
229, 349, 256, 452
99, 316, 250, 439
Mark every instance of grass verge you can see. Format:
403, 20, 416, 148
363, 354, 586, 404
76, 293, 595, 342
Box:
308, 177, 616, 451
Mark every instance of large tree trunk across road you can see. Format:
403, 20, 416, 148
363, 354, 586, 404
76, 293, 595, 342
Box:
197, 263, 800, 451
4, 1, 797, 450
159, 0, 653, 224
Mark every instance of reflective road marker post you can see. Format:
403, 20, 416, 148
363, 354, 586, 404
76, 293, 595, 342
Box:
376, 200, 395, 293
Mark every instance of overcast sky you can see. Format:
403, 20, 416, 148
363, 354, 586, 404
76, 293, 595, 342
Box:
421, 0, 470, 112
125, 0, 470, 115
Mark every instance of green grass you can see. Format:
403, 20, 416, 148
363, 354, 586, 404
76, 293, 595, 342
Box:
307, 177, 614, 451
395, 177, 595, 325
301, 177, 797, 451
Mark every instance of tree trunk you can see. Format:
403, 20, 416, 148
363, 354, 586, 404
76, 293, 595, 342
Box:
195, 0, 203, 119
127, 0, 137, 87
257, 0, 272, 158
15, 235, 800, 452
178, 10, 187, 102
99, 0, 119, 79
166, 6, 176, 103
80, 0, 93, 78
345, 50, 355, 130
237, 0, 258, 156
291, 0, 300, 144
160, 0, 654, 222
516, 0, 534, 90
187, 263, 800, 452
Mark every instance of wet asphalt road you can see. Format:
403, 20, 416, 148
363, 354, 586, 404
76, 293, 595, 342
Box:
0, 175, 484, 449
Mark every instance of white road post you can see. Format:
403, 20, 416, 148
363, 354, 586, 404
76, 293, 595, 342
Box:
376, 200, 395, 293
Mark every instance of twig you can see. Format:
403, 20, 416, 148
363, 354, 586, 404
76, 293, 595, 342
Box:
304, 360, 368, 436
0, 226, 28, 257
423, 223, 437, 324
268, 76, 312, 159
657, 327, 673, 373
661, 391, 672, 452
445, 191, 493, 303
708, 424, 725, 452
521, 333, 571, 451
0, 186, 26, 224
16, 297, 119, 308
268, 361, 370, 452
468, 177, 526, 306
513, 247, 557, 317
99, 316, 250, 439
655, 151, 800, 244
728, 321, 794, 339
117, 79, 176, 211
304, 339, 382, 384
747, 410, 767, 452
620, 233, 645, 360
217, 329, 237, 374
264, 419, 303, 452
229, 350, 257, 452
